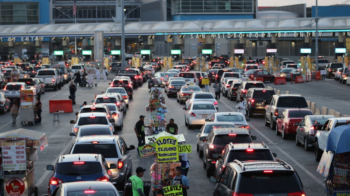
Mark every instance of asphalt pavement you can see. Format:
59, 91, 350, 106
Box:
0, 76, 329, 196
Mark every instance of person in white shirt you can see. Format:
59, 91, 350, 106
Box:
236, 97, 247, 115
102, 67, 108, 82
95, 67, 100, 82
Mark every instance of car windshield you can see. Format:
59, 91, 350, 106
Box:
288, 110, 312, 118
253, 91, 275, 99
71, 66, 82, 69
318, 59, 329, 63
80, 108, 106, 113
214, 135, 252, 145
106, 105, 117, 112
107, 89, 126, 94
224, 73, 239, 78
287, 65, 298, 69
67, 190, 117, 196
276, 97, 308, 108
72, 144, 118, 158
238, 171, 301, 194
77, 117, 108, 125
38, 70, 55, 75
179, 73, 195, 78
56, 162, 102, 175
112, 63, 121, 67
245, 83, 265, 89
218, 70, 232, 76
195, 94, 214, 99
216, 115, 244, 122
203, 125, 235, 133
18, 79, 34, 85
311, 119, 328, 125
246, 65, 257, 69
331, 63, 343, 68
95, 98, 117, 103
192, 104, 215, 110
6, 85, 21, 90
245, 70, 256, 74
227, 150, 274, 162
281, 69, 293, 73
171, 81, 186, 85
209, 70, 219, 75
119, 70, 137, 74
79, 128, 112, 137
233, 84, 241, 89
182, 86, 201, 91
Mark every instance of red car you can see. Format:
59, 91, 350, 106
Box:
276, 109, 313, 140
247, 70, 275, 83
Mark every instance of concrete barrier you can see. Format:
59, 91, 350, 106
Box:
335, 111, 342, 117
315, 108, 321, 115
328, 109, 335, 116
274, 88, 276, 93
311, 102, 316, 114
306, 100, 311, 109
343, 115, 349, 117
322, 107, 328, 115
286, 91, 290, 94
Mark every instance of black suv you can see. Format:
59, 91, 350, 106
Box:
214, 142, 276, 178
208, 69, 219, 82
326, 62, 343, 78
117, 69, 140, 87
211, 160, 305, 196
202, 128, 256, 177
236, 81, 265, 101
245, 88, 275, 117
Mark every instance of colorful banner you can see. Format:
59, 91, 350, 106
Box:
2, 140, 26, 171
155, 136, 178, 162
317, 150, 334, 177
178, 145, 191, 153
164, 185, 183, 196
138, 143, 156, 158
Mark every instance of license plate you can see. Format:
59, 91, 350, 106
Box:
202, 114, 208, 118
185, 79, 190, 81
11, 91, 15, 94
189, 83, 194, 85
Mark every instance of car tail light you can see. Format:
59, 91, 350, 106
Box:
116, 102, 120, 106
251, 75, 254, 78
123, 95, 128, 99
241, 90, 246, 93
190, 113, 196, 117
250, 99, 255, 105
215, 75, 218, 78
226, 84, 230, 87
52, 78, 55, 83
328, 68, 331, 72
239, 125, 249, 129
310, 126, 315, 136
263, 170, 273, 173
212, 161, 216, 164
84, 190, 97, 194
112, 113, 118, 118
209, 144, 215, 149
92, 141, 99, 144
134, 76, 137, 79
21, 86, 23, 90
232, 193, 253, 196
3, 86, 6, 90
194, 79, 196, 82
229, 133, 236, 136
96, 175, 109, 182
50, 177, 62, 185
168, 85, 174, 89
214, 101, 218, 105
118, 160, 124, 169
246, 148, 254, 152
74, 128, 78, 133
73, 161, 85, 165
274, 109, 278, 116
161, 78, 164, 81
287, 191, 306, 196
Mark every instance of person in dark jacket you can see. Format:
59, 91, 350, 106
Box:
74, 71, 81, 86
69, 81, 77, 105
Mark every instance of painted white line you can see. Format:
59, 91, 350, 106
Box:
35, 140, 73, 187
219, 99, 324, 187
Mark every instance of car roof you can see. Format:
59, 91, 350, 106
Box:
82, 104, 106, 109
204, 122, 236, 126
327, 117, 350, 122
212, 128, 250, 135
107, 87, 126, 90
75, 135, 119, 143
63, 181, 116, 192
243, 81, 263, 84
284, 109, 311, 112
306, 115, 335, 120
191, 101, 215, 105
58, 154, 101, 163
248, 88, 272, 91
230, 160, 293, 173
229, 143, 269, 150
79, 125, 111, 130
78, 113, 107, 117
273, 94, 303, 97
100, 103, 117, 108
215, 112, 245, 116
193, 92, 213, 96
96, 93, 119, 98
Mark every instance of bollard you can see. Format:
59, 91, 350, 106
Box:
267, 86, 273, 90
277, 90, 280, 95
321, 107, 328, 115
328, 109, 335, 116
315, 108, 321, 115
274, 88, 277, 93
334, 111, 342, 117
306, 100, 311, 110
286, 91, 290, 94
311, 102, 316, 114
290, 73, 293, 84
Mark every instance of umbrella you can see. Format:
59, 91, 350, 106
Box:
326, 125, 350, 154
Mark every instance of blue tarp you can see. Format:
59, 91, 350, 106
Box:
326, 125, 350, 154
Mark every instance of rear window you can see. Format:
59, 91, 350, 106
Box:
67, 190, 117, 196
192, 104, 215, 110
72, 144, 118, 158
287, 65, 298, 69
71, 66, 82, 69
238, 171, 301, 194
113, 80, 128, 85
281, 69, 293, 73
288, 110, 312, 118
38, 70, 55, 75
79, 128, 112, 137
218, 70, 233, 76
118, 70, 137, 74
56, 162, 102, 175
6, 85, 21, 90
179, 73, 195, 78
214, 135, 252, 145
195, 94, 214, 99
204, 125, 235, 133
171, 81, 186, 85
95, 98, 117, 104
227, 150, 274, 162
246, 65, 258, 69
106, 105, 117, 112
318, 59, 329, 63
77, 117, 108, 125
80, 108, 106, 113
18, 79, 33, 85
245, 83, 265, 89
223, 73, 239, 78
107, 88, 126, 94
331, 63, 343, 68
24, 67, 33, 71
245, 70, 256, 74
112, 63, 121, 67
209, 70, 219, 75
311, 118, 328, 125
217, 115, 244, 122
276, 97, 308, 108
182, 86, 201, 91
252, 90, 275, 99
233, 84, 241, 89
283, 61, 294, 65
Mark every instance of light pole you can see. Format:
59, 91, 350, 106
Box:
315, 0, 319, 71
121, 0, 126, 68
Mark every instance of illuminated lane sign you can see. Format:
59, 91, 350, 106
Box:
110, 50, 121, 55
300, 48, 311, 54
141, 50, 151, 55
82, 50, 92, 55
234, 49, 244, 54
171, 50, 181, 55
53, 51, 63, 55
335, 48, 346, 53
266, 49, 277, 53
202, 49, 212, 54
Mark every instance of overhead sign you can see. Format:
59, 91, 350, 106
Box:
155, 136, 178, 162
110, 50, 121, 55
266, 48, 277, 53
53, 50, 63, 55
2, 140, 26, 171
171, 49, 181, 55
335, 48, 346, 53
202, 49, 212, 54
82, 50, 92, 55
138, 143, 155, 158
234, 49, 245, 54
300, 48, 311, 54
141, 50, 151, 55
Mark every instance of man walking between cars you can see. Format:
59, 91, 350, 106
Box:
173, 166, 190, 196
129, 167, 146, 196
236, 97, 247, 115
69, 81, 77, 105
103, 67, 108, 82
10, 99, 19, 126
95, 67, 100, 82
213, 81, 221, 100
135, 115, 147, 151
202, 76, 210, 92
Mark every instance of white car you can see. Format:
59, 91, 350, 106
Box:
103, 103, 124, 130
71, 64, 85, 74
69, 125, 113, 142
70, 112, 114, 134
221, 78, 242, 97
179, 72, 199, 86
211, 112, 250, 133
173, 65, 187, 72
186, 92, 218, 111
184, 101, 217, 128
168, 69, 180, 74
167, 77, 185, 86
335, 68, 343, 81
106, 87, 129, 108
94, 94, 126, 115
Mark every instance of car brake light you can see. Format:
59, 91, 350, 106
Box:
50, 177, 62, 185
246, 148, 254, 152
3, 86, 6, 90
190, 113, 196, 117
251, 75, 254, 78
74, 128, 78, 133
96, 175, 109, 182
214, 101, 218, 105
250, 99, 255, 105
239, 125, 249, 129
90, 116, 96, 118
52, 78, 55, 83
226, 84, 230, 87
229, 133, 236, 136
242, 90, 246, 93
263, 170, 273, 173
209, 144, 215, 149
310, 126, 315, 136
84, 190, 97, 194
112, 113, 118, 117
123, 95, 128, 99
212, 161, 216, 164
92, 141, 99, 144
194, 78, 196, 82
118, 160, 124, 169
288, 191, 306, 196
274, 109, 278, 116
73, 161, 85, 165
232, 193, 253, 196
169, 85, 174, 89
116, 102, 120, 106
215, 75, 218, 78
328, 68, 331, 71
21, 86, 23, 90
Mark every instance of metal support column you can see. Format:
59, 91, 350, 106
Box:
315, 0, 319, 71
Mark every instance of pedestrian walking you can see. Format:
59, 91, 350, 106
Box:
95, 67, 100, 82
321, 69, 326, 80
35, 98, 42, 124
129, 167, 146, 196
166, 118, 178, 135
202, 76, 210, 92
135, 115, 147, 150
213, 81, 221, 100
74, 71, 81, 86
103, 67, 108, 82
173, 166, 189, 196
69, 81, 77, 105
236, 97, 247, 115
179, 153, 190, 176
10, 99, 19, 126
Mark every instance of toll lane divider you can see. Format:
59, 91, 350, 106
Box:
294, 76, 304, 83
274, 77, 286, 85
49, 100, 73, 113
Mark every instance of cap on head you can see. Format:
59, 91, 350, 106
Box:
136, 167, 146, 174
175, 166, 182, 172
140, 115, 145, 119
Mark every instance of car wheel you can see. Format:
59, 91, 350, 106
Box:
199, 149, 203, 158
206, 165, 211, 177
0, 107, 5, 114
275, 124, 280, 135
304, 138, 310, 151
196, 144, 199, 152
185, 117, 188, 126
281, 127, 287, 139
58, 84, 61, 89
315, 141, 323, 161
126, 104, 129, 109
54, 85, 57, 91
264, 115, 270, 126
177, 97, 179, 103
270, 116, 276, 130
295, 135, 301, 146
247, 109, 253, 118
129, 95, 133, 100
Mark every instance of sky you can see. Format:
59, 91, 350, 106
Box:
259, 0, 346, 7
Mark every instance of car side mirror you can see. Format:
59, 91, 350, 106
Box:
183, 107, 187, 110
200, 136, 207, 141
128, 145, 136, 150
109, 164, 117, 169
70, 120, 75, 124
294, 123, 299, 126
46, 165, 54, 171
209, 176, 217, 183
195, 129, 201, 133
69, 133, 76, 136
273, 153, 277, 157
251, 135, 257, 140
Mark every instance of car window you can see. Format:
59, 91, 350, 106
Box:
5, 85, 22, 90
171, 81, 186, 85
224, 73, 239, 78
213, 135, 252, 145
67, 190, 117, 196
72, 144, 118, 158
80, 108, 106, 113
56, 162, 102, 175
179, 73, 195, 78
245, 83, 265, 89
79, 128, 112, 137
18, 79, 34, 85
107, 88, 126, 94
330, 63, 343, 68
77, 117, 108, 125
318, 59, 329, 63
194, 94, 214, 99
204, 125, 235, 133
182, 86, 201, 91
192, 104, 215, 110
227, 150, 274, 162
72, 66, 82, 69
252, 91, 275, 99
95, 97, 117, 103
276, 97, 307, 108
118, 70, 137, 74
38, 70, 55, 75
217, 115, 244, 122
288, 110, 313, 118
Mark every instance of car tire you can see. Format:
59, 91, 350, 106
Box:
129, 95, 133, 100
275, 124, 280, 135
177, 97, 179, 103
0, 107, 5, 114
270, 116, 276, 130
196, 144, 199, 152
199, 149, 203, 158
264, 115, 270, 126
54, 85, 57, 91
58, 84, 61, 90
304, 138, 310, 151
295, 135, 301, 146
315, 141, 323, 161
206, 165, 211, 177
185, 117, 188, 126
281, 127, 287, 139
126, 104, 129, 109
247, 109, 253, 118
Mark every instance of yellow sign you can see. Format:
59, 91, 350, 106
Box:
155, 136, 178, 162
201, 78, 209, 85
164, 185, 183, 196
78, 42, 82, 46
69, 45, 73, 49
178, 145, 191, 153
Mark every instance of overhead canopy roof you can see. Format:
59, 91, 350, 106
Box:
0, 17, 349, 37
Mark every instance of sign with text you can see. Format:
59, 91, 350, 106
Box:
53, 50, 63, 55
141, 50, 151, 55
138, 143, 156, 158
234, 49, 244, 54
171, 49, 181, 55
178, 145, 191, 153
155, 136, 178, 162
300, 48, 311, 54
202, 49, 212, 54
82, 50, 92, 55
164, 185, 183, 196
2, 140, 26, 171
266, 48, 277, 53
110, 50, 121, 55
5, 177, 26, 196
335, 48, 346, 53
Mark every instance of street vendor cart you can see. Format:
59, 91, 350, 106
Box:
19, 90, 37, 125
0, 129, 48, 196
317, 125, 350, 196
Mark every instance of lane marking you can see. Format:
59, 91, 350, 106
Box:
35, 140, 73, 187
219, 99, 324, 187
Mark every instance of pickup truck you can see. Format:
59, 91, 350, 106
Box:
179, 72, 198, 85
18, 78, 45, 96
36, 69, 61, 91
4, 82, 30, 99
117, 69, 139, 88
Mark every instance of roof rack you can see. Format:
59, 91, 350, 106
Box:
276, 159, 291, 169
233, 159, 245, 171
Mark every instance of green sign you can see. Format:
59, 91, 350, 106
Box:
140, 50, 151, 55
110, 50, 121, 55
171, 49, 181, 55
53, 50, 63, 55
138, 143, 155, 158
202, 49, 212, 54
82, 50, 92, 55
164, 185, 183, 196
178, 145, 191, 153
